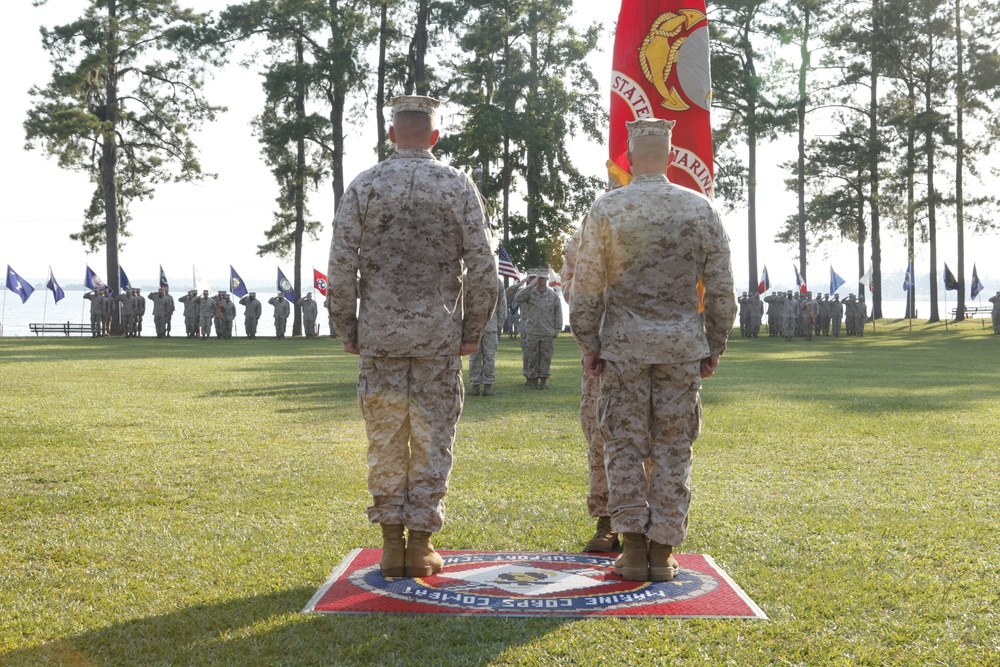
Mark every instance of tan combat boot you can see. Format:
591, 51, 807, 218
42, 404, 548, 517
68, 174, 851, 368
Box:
471, 383, 481, 396
584, 516, 620, 553
614, 532, 649, 581
648, 541, 679, 582
379, 524, 406, 578
482, 384, 494, 396
538, 378, 547, 390
405, 530, 444, 577
527, 377, 538, 389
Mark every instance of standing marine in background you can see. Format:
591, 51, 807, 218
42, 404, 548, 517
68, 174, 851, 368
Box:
269, 293, 291, 338
327, 95, 498, 579
515, 269, 563, 389
179, 289, 199, 338
240, 292, 262, 339
148, 288, 175, 338
197, 289, 215, 339
302, 292, 319, 338
468, 276, 507, 397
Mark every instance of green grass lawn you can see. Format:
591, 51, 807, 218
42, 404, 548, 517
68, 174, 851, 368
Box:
1, 321, 998, 666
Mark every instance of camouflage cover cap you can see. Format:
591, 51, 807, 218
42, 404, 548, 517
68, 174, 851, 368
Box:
390, 95, 440, 118
626, 118, 675, 140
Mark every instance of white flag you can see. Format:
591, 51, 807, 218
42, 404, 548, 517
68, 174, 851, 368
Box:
193, 265, 211, 293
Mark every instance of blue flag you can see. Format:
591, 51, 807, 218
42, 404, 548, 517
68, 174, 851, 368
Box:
6, 265, 34, 303
903, 262, 915, 292
943, 263, 959, 291
971, 263, 985, 300
829, 265, 845, 295
85, 265, 113, 296
47, 267, 65, 303
159, 265, 169, 290
277, 267, 297, 303
119, 266, 132, 292
230, 265, 248, 298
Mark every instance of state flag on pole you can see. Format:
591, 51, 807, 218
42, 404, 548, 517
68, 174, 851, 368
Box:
609, 0, 714, 195
793, 265, 806, 293
943, 263, 959, 291
119, 266, 132, 292
6, 265, 34, 303
47, 267, 65, 303
757, 265, 770, 294
313, 268, 328, 297
159, 265, 169, 290
229, 266, 248, 298
497, 245, 521, 281
829, 265, 845, 295
277, 267, 297, 303
971, 263, 984, 300
85, 265, 112, 296
903, 262, 915, 291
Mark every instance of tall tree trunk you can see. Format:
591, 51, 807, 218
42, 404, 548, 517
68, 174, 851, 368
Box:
954, 0, 966, 321
104, 0, 121, 335
868, 5, 883, 320
926, 110, 939, 323
796, 9, 809, 289
905, 82, 917, 319
377, 0, 389, 161
408, 0, 429, 94
525, 7, 541, 267
293, 35, 307, 336
747, 102, 758, 293
329, 0, 346, 205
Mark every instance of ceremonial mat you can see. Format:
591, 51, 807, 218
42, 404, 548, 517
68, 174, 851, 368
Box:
303, 549, 767, 619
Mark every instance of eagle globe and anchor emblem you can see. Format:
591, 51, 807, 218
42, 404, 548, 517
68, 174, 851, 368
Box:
349, 552, 719, 614
638, 9, 711, 112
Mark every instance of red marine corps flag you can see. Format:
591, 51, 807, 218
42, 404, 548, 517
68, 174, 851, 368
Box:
609, 0, 714, 196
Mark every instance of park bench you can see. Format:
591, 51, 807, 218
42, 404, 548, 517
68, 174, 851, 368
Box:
950, 306, 991, 317
28, 322, 92, 336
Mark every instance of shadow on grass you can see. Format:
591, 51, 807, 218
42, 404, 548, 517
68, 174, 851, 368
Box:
1, 587, 568, 667
0, 337, 350, 363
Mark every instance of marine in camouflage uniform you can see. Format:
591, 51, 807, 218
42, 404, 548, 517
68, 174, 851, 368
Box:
564, 225, 616, 552
118, 290, 137, 337
830, 294, 844, 337
84, 289, 111, 337
514, 269, 563, 389
147, 288, 175, 338
327, 95, 498, 578
302, 292, 319, 338
196, 290, 215, 339
220, 294, 237, 338
781, 291, 797, 341
240, 292, 262, 339
179, 290, 199, 338
570, 119, 736, 582
990, 292, 1000, 334
764, 291, 784, 337
269, 294, 291, 338
468, 276, 507, 396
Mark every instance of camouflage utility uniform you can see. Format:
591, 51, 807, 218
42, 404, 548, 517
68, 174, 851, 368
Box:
468, 277, 507, 392
570, 171, 736, 549
514, 275, 563, 384
328, 134, 498, 534
240, 294, 262, 338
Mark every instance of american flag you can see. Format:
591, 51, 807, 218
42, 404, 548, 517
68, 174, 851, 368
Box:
497, 245, 521, 281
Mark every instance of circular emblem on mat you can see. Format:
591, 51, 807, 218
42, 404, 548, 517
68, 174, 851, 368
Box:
350, 552, 718, 614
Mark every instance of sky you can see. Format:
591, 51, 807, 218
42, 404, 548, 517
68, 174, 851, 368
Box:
2, 0, 997, 306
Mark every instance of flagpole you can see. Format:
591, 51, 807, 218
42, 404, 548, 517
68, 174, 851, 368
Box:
944, 288, 949, 331
979, 293, 986, 330
43, 285, 49, 325
1, 288, 7, 337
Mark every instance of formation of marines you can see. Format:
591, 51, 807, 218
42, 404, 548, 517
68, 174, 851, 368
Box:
741, 290, 869, 339
82, 286, 322, 339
